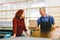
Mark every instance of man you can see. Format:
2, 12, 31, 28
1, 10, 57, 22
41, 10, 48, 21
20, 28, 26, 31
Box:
36, 7, 57, 32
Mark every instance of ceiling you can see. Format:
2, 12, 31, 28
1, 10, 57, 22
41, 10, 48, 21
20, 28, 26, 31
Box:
0, 0, 44, 4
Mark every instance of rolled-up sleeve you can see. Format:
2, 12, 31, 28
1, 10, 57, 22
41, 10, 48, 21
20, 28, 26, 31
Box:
24, 24, 27, 32
37, 18, 40, 26
22, 20, 27, 32
50, 16, 55, 25
24, 26, 27, 32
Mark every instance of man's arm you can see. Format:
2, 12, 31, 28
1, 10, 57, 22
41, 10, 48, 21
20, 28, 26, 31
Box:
52, 23, 59, 28
51, 16, 58, 28
36, 18, 40, 30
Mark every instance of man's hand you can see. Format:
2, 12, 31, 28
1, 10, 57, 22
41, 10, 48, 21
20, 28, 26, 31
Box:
35, 27, 39, 31
53, 24, 59, 28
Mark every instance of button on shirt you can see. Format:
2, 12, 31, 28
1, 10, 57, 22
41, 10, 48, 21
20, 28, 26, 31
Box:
37, 15, 54, 25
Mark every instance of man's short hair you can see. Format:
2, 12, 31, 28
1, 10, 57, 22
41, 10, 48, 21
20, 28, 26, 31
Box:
39, 7, 46, 11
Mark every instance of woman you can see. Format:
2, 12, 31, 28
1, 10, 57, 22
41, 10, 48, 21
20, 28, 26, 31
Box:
12, 9, 29, 37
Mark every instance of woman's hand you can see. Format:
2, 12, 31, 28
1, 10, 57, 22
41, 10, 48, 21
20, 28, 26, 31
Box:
25, 31, 29, 36
12, 35, 16, 37
12, 34, 16, 37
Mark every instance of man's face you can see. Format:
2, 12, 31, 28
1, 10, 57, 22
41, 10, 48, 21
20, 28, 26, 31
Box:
39, 8, 46, 16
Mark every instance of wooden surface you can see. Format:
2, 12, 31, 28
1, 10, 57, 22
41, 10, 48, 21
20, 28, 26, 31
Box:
29, 27, 60, 39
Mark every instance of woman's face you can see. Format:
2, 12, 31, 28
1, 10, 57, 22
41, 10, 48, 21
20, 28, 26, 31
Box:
20, 13, 25, 19
22, 13, 25, 17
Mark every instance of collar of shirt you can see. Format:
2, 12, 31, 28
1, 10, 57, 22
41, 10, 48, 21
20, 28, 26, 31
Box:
41, 15, 48, 18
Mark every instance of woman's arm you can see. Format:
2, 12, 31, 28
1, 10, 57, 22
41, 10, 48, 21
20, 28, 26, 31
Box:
24, 28, 29, 36
12, 18, 17, 37
25, 31, 29, 36
23, 26, 29, 36
12, 33, 16, 37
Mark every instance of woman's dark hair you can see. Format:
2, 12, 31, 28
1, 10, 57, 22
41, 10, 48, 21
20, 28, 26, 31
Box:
15, 9, 24, 19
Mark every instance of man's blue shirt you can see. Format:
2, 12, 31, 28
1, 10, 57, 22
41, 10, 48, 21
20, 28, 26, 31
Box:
37, 15, 54, 25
